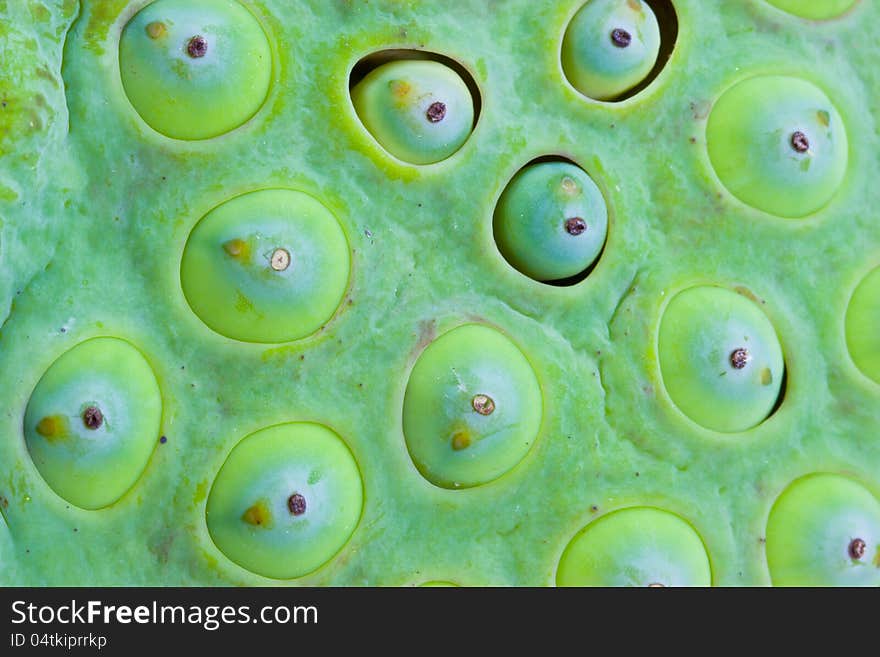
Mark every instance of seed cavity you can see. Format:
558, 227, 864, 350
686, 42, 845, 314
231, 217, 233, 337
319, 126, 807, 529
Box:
82, 406, 104, 430
565, 217, 587, 236
790, 131, 810, 153
849, 537, 866, 560
145, 21, 166, 39
287, 493, 307, 516
730, 348, 750, 370
611, 28, 632, 48
270, 248, 291, 272
471, 394, 495, 416
426, 101, 446, 123
187, 35, 208, 59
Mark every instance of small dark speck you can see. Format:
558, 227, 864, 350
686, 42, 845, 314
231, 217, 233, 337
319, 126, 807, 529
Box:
180, 365, 185, 370
635, 472, 640, 477
758, 537, 766, 544
357, 383, 363, 388
60, 327, 66, 333
299, 354, 305, 361
689, 137, 697, 144
73, 528, 78, 532
161, 176, 166, 181
160, 435, 167, 444
590, 505, 599, 513
1, 101, 6, 108
609, 123, 616, 129
417, 203, 422, 207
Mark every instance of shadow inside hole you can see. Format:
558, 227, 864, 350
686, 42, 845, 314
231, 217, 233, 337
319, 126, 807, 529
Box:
766, 362, 787, 421
494, 155, 609, 288
349, 49, 482, 127
611, 0, 679, 101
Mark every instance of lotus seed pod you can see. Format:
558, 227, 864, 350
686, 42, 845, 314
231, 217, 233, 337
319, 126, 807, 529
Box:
402, 324, 543, 489
561, 0, 661, 101
119, 0, 272, 140
557, 507, 712, 587
766, 473, 880, 586
845, 266, 880, 384
351, 59, 475, 164
658, 286, 785, 433
180, 189, 350, 343
493, 161, 608, 282
765, 0, 858, 20
206, 422, 363, 580
706, 75, 848, 218
23, 338, 162, 510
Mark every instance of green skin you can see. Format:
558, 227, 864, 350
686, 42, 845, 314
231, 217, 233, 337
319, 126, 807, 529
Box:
206, 422, 363, 580
765, 0, 858, 21
493, 161, 608, 282
845, 266, 880, 385
0, 0, 879, 586
561, 0, 661, 101
658, 286, 785, 434
766, 473, 880, 587
23, 337, 162, 510
402, 323, 543, 489
119, 0, 272, 140
351, 59, 475, 165
556, 507, 712, 587
180, 188, 351, 344
706, 75, 848, 218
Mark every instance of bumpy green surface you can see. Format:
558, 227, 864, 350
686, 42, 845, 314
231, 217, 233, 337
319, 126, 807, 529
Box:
1, 0, 878, 586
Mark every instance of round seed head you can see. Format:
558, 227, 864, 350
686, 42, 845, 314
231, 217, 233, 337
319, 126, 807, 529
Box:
790, 131, 810, 153
848, 537, 866, 560
288, 493, 307, 516
187, 35, 208, 58
730, 348, 750, 370
270, 247, 291, 271
611, 28, 632, 48
82, 406, 104, 430
472, 394, 495, 416
565, 217, 587, 236
426, 101, 447, 123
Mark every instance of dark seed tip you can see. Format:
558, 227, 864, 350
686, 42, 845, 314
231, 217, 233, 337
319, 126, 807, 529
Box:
611, 28, 632, 48
187, 35, 208, 58
288, 493, 307, 516
790, 131, 810, 153
82, 406, 103, 430
849, 537, 866, 560
472, 394, 495, 416
730, 348, 750, 370
565, 217, 587, 235
426, 101, 446, 123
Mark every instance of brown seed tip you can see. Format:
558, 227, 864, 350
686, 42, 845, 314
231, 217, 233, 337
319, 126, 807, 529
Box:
145, 21, 167, 39
849, 537, 866, 560
82, 406, 104, 430
611, 28, 632, 48
565, 217, 587, 236
288, 493, 307, 516
426, 101, 446, 123
270, 248, 291, 271
472, 394, 495, 416
187, 35, 208, 58
790, 131, 810, 153
730, 348, 750, 370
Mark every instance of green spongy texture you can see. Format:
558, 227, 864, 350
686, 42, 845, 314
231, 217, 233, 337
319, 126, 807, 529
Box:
0, 0, 878, 586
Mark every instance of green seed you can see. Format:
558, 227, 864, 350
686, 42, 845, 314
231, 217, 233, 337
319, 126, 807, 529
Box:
556, 507, 712, 587
765, 0, 857, 20
351, 59, 475, 165
180, 189, 350, 343
493, 161, 608, 282
23, 337, 162, 510
206, 422, 363, 580
658, 285, 785, 433
561, 0, 661, 101
765, 473, 880, 586
402, 324, 543, 489
119, 0, 271, 140
845, 265, 880, 384
706, 75, 848, 218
